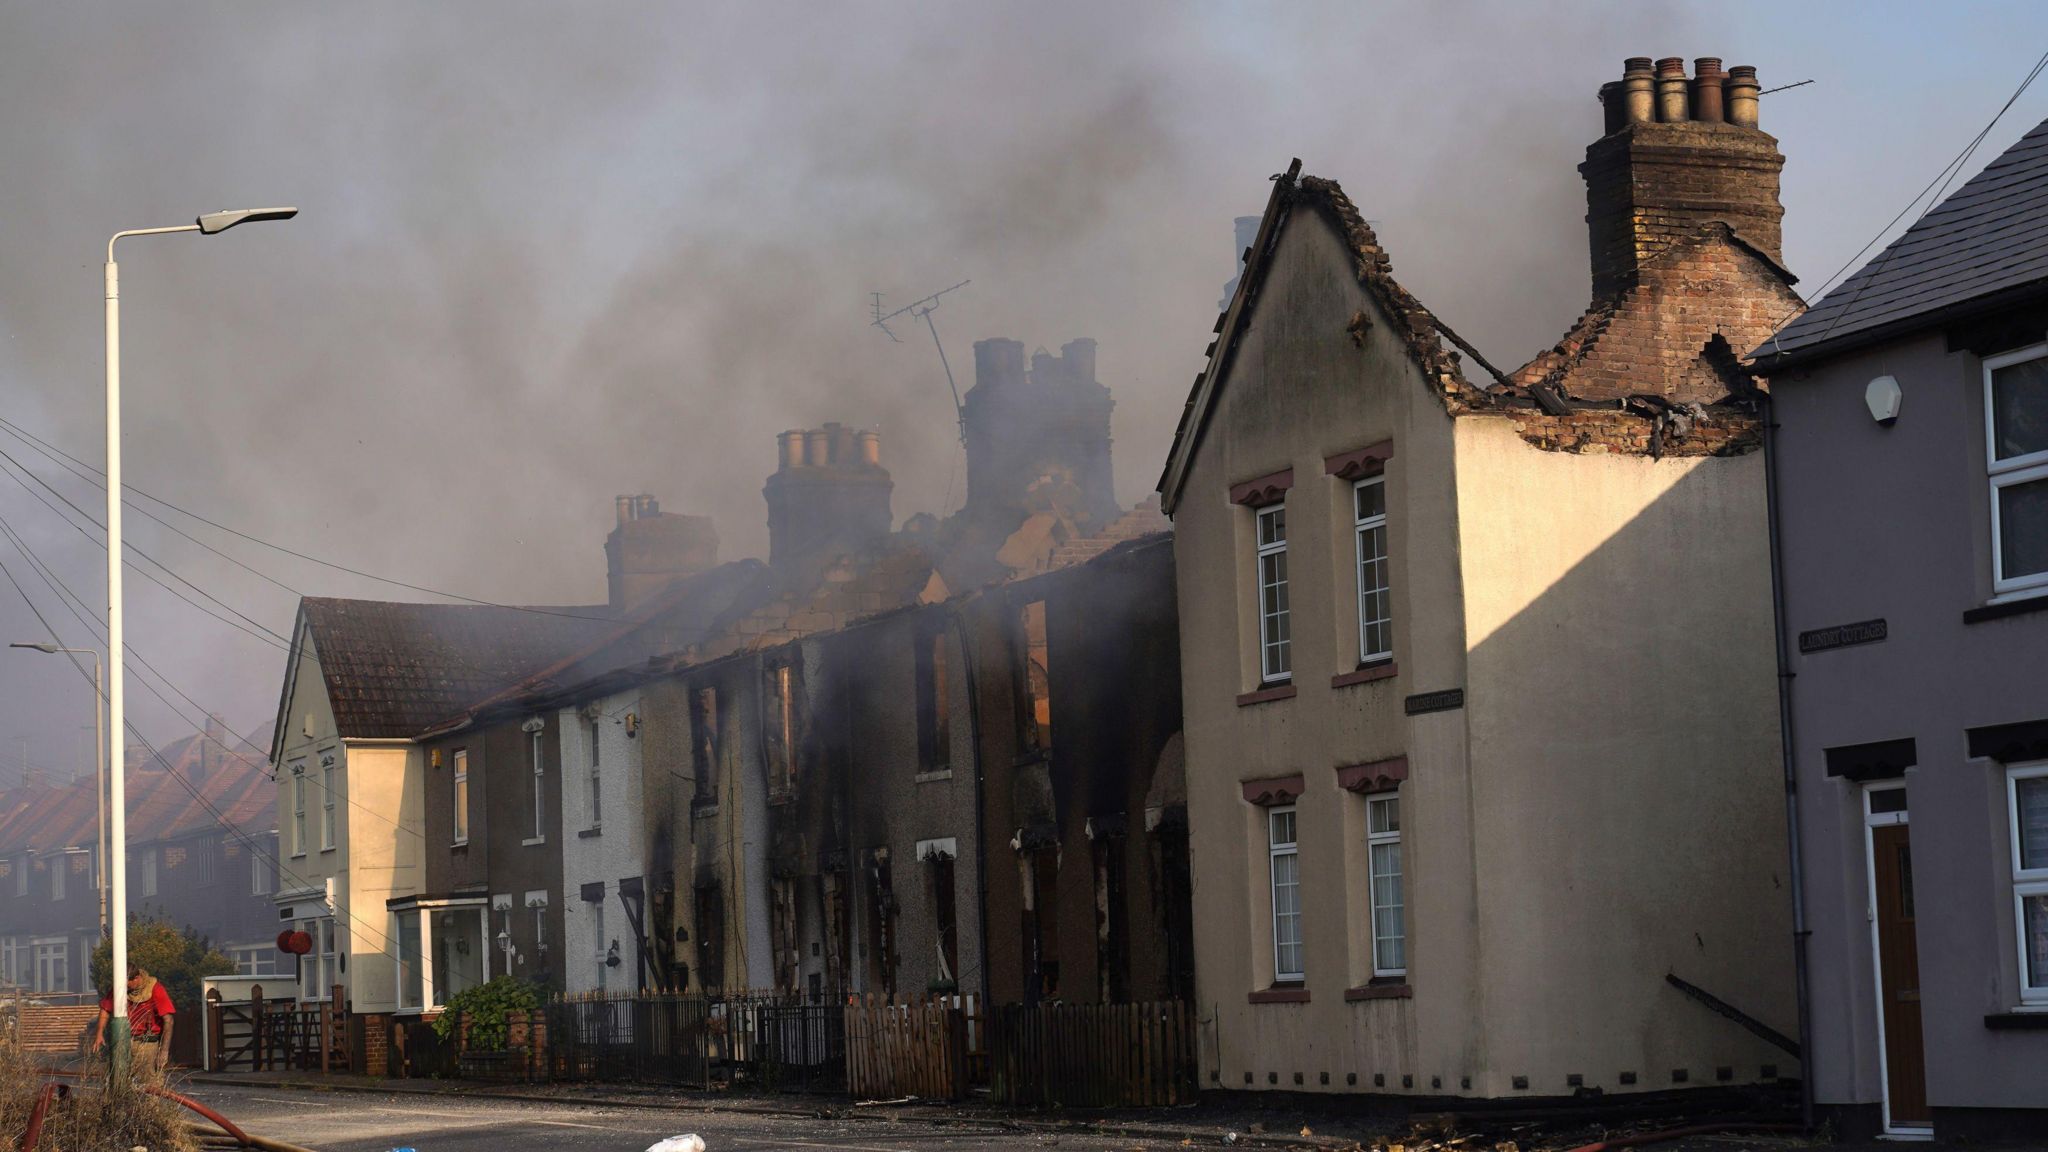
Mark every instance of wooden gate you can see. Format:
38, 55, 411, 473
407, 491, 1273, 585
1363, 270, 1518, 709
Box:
205, 984, 348, 1072
843, 993, 973, 1100
989, 1000, 1196, 1107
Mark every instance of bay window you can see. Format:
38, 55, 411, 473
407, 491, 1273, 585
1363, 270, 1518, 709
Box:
390, 899, 488, 1012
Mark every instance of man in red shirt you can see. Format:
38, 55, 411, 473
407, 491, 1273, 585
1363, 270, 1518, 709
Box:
92, 965, 176, 1072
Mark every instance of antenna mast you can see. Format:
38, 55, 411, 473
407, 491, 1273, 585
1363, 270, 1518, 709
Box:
871, 280, 971, 444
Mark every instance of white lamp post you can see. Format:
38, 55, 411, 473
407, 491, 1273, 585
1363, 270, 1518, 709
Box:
103, 208, 295, 1080
8, 643, 105, 935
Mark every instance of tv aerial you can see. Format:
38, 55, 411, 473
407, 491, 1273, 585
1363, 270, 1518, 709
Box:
871, 280, 970, 445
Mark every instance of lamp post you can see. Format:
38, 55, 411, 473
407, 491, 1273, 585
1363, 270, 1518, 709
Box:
8, 644, 104, 936
103, 207, 295, 1081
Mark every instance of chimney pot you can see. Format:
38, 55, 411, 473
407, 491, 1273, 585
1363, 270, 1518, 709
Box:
1621, 58, 1656, 125
1654, 57, 1690, 122
777, 430, 804, 472
857, 430, 881, 467
1725, 65, 1761, 129
1599, 81, 1626, 136
615, 496, 635, 527
805, 428, 831, 468
1691, 58, 1726, 123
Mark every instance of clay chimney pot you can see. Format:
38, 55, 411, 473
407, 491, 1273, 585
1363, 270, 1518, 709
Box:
1599, 81, 1626, 136
1654, 57, 1690, 122
857, 430, 881, 467
804, 428, 831, 469
1725, 65, 1761, 129
777, 430, 804, 472
615, 495, 635, 527
1691, 58, 1725, 123
1621, 57, 1657, 125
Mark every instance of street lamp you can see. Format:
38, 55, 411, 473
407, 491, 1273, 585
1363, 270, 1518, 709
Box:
8, 643, 105, 936
104, 207, 295, 1080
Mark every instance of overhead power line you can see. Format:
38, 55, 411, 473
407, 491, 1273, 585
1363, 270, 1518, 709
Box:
0, 415, 611, 622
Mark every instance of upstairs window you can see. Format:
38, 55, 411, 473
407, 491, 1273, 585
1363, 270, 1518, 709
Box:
917, 624, 951, 772
2010, 763, 2048, 1004
290, 765, 307, 856
1986, 346, 2048, 596
690, 687, 720, 803
588, 715, 602, 829
1256, 504, 1291, 682
251, 850, 273, 897
765, 661, 797, 797
141, 848, 157, 898
452, 749, 470, 845
1354, 478, 1393, 663
321, 761, 337, 850
524, 718, 547, 843
1016, 601, 1052, 754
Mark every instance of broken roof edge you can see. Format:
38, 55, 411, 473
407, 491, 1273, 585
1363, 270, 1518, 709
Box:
1158, 162, 1490, 515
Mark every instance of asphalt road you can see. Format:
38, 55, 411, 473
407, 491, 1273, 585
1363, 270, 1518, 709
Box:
183, 1083, 1179, 1152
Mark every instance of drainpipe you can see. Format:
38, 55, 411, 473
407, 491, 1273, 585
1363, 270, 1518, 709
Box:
1763, 396, 1815, 1131
949, 605, 994, 1009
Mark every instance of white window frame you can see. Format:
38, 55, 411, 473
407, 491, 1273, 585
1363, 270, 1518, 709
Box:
589, 716, 603, 830
2007, 762, 2048, 1005
51, 854, 66, 902
1268, 805, 1303, 982
591, 898, 608, 993
1366, 793, 1405, 978
1984, 344, 2048, 599
141, 847, 157, 898
526, 890, 549, 960
1353, 477, 1393, 664
389, 898, 490, 1013
452, 749, 470, 846
32, 936, 68, 994
252, 849, 273, 896
1255, 503, 1291, 683
298, 914, 338, 1002
524, 717, 547, 844
290, 764, 307, 857
320, 761, 337, 851
13, 856, 26, 898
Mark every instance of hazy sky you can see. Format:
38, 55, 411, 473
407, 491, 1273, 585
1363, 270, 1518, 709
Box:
2, 1, 2044, 775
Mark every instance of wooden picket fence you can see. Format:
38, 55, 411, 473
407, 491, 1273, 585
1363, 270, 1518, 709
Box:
988, 1000, 1196, 1107
842, 992, 980, 1100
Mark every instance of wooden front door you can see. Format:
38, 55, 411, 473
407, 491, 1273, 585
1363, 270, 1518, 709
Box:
1871, 823, 1929, 1126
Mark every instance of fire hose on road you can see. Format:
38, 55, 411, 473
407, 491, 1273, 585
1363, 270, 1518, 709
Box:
16, 1075, 319, 1152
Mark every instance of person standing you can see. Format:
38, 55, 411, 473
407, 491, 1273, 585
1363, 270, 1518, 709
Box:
92, 965, 176, 1073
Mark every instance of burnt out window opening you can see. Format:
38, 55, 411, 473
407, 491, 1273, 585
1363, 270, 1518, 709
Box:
1985, 345, 2048, 596
451, 749, 470, 845
1257, 503, 1291, 682
765, 661, 797, 797
771, 878, 800, 995
695, 883, 726, 992
922, 841, 959, 990
1354, 477, 1393, 664
1092, 835, 1129, 1003
867, 850, 899, 996
690, 687, 720, 803
916, 625, 951, 772
1025, 849, 1062, 1001
1016, 600, 1052, 754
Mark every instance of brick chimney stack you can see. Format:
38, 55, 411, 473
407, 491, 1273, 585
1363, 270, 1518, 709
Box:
962, 337, 1118, 532
1582, 56, 1784, 300
762, 423, 894, 572
605, 496, 719, 613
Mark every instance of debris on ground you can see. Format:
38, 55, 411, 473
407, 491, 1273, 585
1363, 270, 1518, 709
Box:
647, 1135, 707, 1152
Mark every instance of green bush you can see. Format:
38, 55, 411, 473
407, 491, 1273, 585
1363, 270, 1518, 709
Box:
433, 975, 542, 1051
90, 918, 236, 1013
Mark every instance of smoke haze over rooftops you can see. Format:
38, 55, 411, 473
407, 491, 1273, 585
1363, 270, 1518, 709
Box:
0, 1, 2044, 769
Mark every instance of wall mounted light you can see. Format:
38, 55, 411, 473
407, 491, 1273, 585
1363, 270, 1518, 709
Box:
1866, 375, 1902, 426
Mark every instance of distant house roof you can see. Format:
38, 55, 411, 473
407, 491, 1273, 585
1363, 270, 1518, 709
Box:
283, 597, 617, 744
0, 728, 273, 857
1760, 115, 2048, 365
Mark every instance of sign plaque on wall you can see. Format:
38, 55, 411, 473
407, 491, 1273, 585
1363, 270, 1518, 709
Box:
1798, 618, 1887, 655
1404, 688, 1465, 716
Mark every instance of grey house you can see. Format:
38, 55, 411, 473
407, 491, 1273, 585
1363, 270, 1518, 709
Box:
1754, 117, 2048, 1139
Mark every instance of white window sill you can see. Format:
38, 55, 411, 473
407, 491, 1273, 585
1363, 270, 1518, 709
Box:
1987, 585, 2048, 606
451, 840, 469, 849
522, 837, 546, 847
289, 853, 307, 860
915, 769, 954, 784
320, 846, 335, 854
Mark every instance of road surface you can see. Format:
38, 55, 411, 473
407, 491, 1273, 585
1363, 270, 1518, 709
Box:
184, 1083, 1189, 1152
